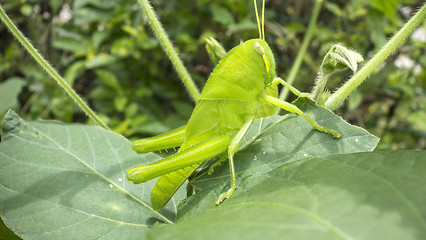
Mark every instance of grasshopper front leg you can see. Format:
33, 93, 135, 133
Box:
263, 94, 341, 138
271, 77, 310, 98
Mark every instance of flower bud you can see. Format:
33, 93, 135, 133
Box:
205, 37, 226, 65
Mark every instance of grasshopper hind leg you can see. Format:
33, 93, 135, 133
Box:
131, 125, 186, 154
149, 135, 232, 210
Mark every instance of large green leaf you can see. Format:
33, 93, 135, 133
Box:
0, 98, 380, 239
190, 98, 379, 191
0, 111, 179, 240
147, 150, 426, 240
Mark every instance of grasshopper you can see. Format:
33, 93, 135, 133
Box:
127, 0, 340, 210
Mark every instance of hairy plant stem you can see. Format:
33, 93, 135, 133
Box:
311, 72, 331, 103
137, 0, 200, 103
325, 2, 426, 110
276, 0, 324, 113
0, 4, 110, 130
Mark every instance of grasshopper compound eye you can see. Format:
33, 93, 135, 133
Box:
254, 42, 265, 55
254, 42, 269, 73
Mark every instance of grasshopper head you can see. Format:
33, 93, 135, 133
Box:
243, 39, 276, 87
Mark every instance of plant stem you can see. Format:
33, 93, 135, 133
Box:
325, 2, 426, 111
0, 4, 110, 130
277, 0, 323, 109
311, 72, 331, 103
137, 0, 200, 103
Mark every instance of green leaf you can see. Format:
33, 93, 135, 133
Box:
147, 150, 426, 240
52, 36, 89, 54
0, 111, 176, 239
73, 7, 111, 25
368, 0, 400, 20
324, 2, 344, 17
114, 96, 128, 112
95, 69, 122, 92
64, 61, 86, 85
348, 89, 363, 111
111, 38, 138, 58
0, 100, 381, 238
191, 98, 379, 190
49, 0, 61, 13
85, 54, 116, 69
228, 17, 257, 32
0, 77, 25, 115
211, 4, 235, 25
73, 0, 117, 10
367, 8, 388, 49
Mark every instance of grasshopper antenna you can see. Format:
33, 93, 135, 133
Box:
254, 0, 262, 39
262, 0, 265, 40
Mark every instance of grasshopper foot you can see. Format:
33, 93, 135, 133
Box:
316, 125, 341, 138
328, 129, 341, 139
216, 187, 236, 205
311, 121, 340, 139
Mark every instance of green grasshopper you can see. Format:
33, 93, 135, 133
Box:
127, 0, 340, 210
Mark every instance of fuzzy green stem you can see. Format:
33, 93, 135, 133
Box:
277, 0, 324, 110
311, 72, 331, 103
325, 2, 426, 111
0, 4, 110, 130
137, 0, 200, 103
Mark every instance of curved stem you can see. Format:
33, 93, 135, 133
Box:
0, 4, 110, 130
277, 0, 323, 109
137, 0, 200, 103
325, 2, 426, 110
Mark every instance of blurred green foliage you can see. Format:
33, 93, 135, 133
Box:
0, 0, 425, 149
